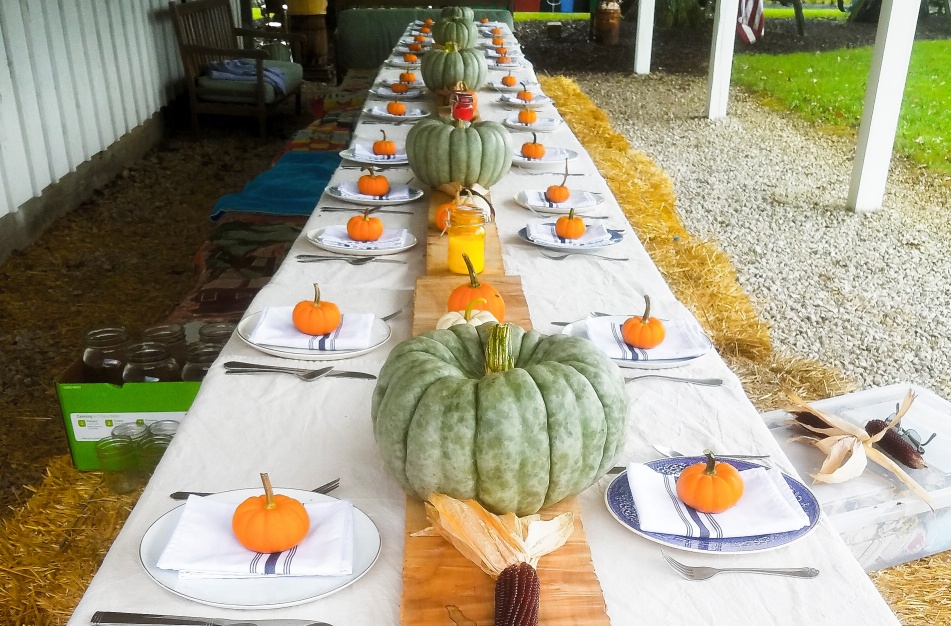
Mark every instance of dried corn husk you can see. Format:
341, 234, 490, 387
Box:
412, 493, 573, 578
786, 389, 933, 509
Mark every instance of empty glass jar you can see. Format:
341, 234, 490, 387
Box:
96, 435, 144, 494
182, 342, 222, 382
82, 326, 131, 385
122, 342, 181, 383
143, 323, 187, 368
198, 322, 236, 346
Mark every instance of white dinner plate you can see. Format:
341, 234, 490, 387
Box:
487, 59, 523, 70
338, 148, 409, 166
484, 48, 524, 59
560, 315, 713, 370
237, 312, 392, 361
139, 489, 382, 609
485, 79, 538, 93
363, 107, 429, 122
514, 189, 604, 214
385, 58, 422, 69
517, 224, 623, 251
324, 184, 424, 206
369, 86, 425, 100
378, 78, 426, 88
398, 37, 433, 45
394, 45, 432, 55
511, 149, 580, 170
503, 115, 564, 133
498, 93, 553, 109
306, 226, 418, 257
478, 40, 520, 50
605, 461, 821, 554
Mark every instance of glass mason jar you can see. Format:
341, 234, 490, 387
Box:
446, 205, 486, 275
138, 433, 173, 475
122, 342, 181, 383
147, 419, 180, 437
181, 341, 222, 382
142, 323, 187, 368
198, 322, 236, 346
111, 421, 149, 443
95, 435, 144, 494
82, 326, 131, 385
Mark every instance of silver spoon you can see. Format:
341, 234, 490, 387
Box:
625, 374, 723, 387
541, 252, 628, 261
223, 365, 334, 382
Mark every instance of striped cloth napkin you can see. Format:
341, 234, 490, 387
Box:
333, 181, 414, 201
516, 147, 569, 163
626, 463, 810, 538
157, 495, 354, 578
318, 225, 410, 250
524, 190, 598, 210
526, 221, 611, 247
353, 143, 408, 161
584, 317, 711, 362
250, 308, 375, 351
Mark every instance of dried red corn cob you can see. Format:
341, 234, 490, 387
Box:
789, 410, 831, 433
864, 419, 926, 469
494, 562, 540, 626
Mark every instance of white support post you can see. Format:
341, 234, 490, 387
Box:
847, 0, 920, 212
706, 0, 740, 118
634, 0, 656, 74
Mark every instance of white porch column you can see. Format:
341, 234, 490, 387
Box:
634, 0, 656, 74
847, 0, 920, 212
706, 0, 741, 118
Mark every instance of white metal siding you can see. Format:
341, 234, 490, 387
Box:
0, 0, 240, 220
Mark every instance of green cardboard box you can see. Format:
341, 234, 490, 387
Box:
55, 359, 201, 470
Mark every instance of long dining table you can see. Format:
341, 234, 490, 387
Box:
66, 21, 900, 626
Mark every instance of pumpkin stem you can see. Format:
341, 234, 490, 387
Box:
641, 294, 652, 322
567, 208, 576, 221
520, 81, 528, 91
260, 472, 277, 509
312, 283, 322, 306
463, 297, 487, 321
560, 157, 569, 188
362, 165, 376, 177
465, 187, 495, 222
362, 208, 373, 220
702, 449, 718, 475
531, 132, 538, 146
380, 129, 387, 142
462, 253, 481, 287
485, 323, 515, 374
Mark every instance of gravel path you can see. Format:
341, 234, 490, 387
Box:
574, 73, 951, 399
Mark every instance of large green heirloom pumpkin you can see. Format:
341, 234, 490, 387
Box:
420, 41, 488, 92
406, 117, 513, 189
441, 5, 475, 20
433, 17, 478, 48
371, 323, 628, 516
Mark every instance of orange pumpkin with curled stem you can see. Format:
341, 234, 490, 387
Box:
409, 42, 423, 52
372, 130, 396, 156
517, 107, 537, 125
492, 36, 505, 46
292, 283, 342, 336
347, 208, 384, 242
676, 451, 744, 513
414, 34, 427, 43
447, 254, 505, 322
491, 27, 503, 35
495, 46, 508, 56
545, 159, 571, 203
516, 82, 533, 102
501, 71, 517, 87
358, 166, 390, 197
521, 132, 545, 160
391, 82, 409, 94
387, 100, 407, 116
496, 55, 512, 65
403, 52, 419, 63
400, 71, 417, 83
555, 208, 585, 240
232, 473, 310, 553
621, 295, 665, 349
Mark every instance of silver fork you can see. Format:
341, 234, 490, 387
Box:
524, 205, 610, 221
625, 375, 723, 387
541, 252, 628, 261
661, 551, 819, 581
295, 256, 406, 265
170, 477, 340, 500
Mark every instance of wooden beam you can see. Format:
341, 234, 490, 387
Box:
634, 0, 655, 74
706, 0, 740, 118
847, 0, 919, 212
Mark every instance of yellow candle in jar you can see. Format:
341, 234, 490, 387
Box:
446, 205, 486, 274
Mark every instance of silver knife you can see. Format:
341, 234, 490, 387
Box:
91, 611, 331, 626
224, 368, 377, 380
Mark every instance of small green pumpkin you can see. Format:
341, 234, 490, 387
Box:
406, 117, 513, 189
420, 41, 488, 92
433, 17, 479, 48
441, 5, 475, 20
371, 323, 628, 516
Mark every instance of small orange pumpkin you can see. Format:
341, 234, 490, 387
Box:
492, 36, 505, 46
497, 55, 512, 65
232, 473, 310, 554
480, 17, 489, 23
424, 17, 434, 25
414, 34, 427, 43
373, 130, 396, 156
521, 132, 545, 160
387, 100, 407, 116
501, 71, 517, 87
347, 208, 384, 242
517, 107, 537, 125
555, 208, 585, 240
516, 82, 534, 102
495, 46, 508, 56
491, 27, 503, 35
447, 253, 505, 322
409, 42, 423, 52
621, 295, 666, 349
676, 451, 745, 514
420, 26, 431, 34
545, 159, 571, 203
403, 52, 419, 63
400, 71, 417, 83
391, 82, 409, 94
358, 166, 390, 197
292, 283, 342, 336
435, 188, 479, 231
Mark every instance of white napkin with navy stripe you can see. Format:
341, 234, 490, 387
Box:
584, 316, 711, 361
250, 307, 375, 351
157, 495, 354, 578
318, 225, 410, 250
524, 190, 598, 210
515, 147, 569, 163
369, 105, 426, 118
526, 221, 611, 247
353, 143, 408, 161
333, 181, 414, 201
626, 463, 810, 538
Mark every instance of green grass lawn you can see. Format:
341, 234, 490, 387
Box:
734, 39, 951, 175
763, 7, 847, 20
514, 12, 591, 21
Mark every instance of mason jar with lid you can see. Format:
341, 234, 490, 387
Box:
198, 322, 236, 346
122, 342, 181, 383
182, 341, 222, 382
446, 205, 486, 275
142, 323, 187, 368
82, 326, 131, 385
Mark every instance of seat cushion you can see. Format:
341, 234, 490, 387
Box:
336, 9, 514, 73
196, 60, 304, 105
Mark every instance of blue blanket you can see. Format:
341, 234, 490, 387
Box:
211, 151, 342, 220
205, 59, 286, 95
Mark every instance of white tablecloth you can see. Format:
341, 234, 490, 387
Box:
66, 23, 899, 626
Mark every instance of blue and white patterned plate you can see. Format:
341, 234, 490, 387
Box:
605, 458, 821, 554
517, 225, 623, 251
